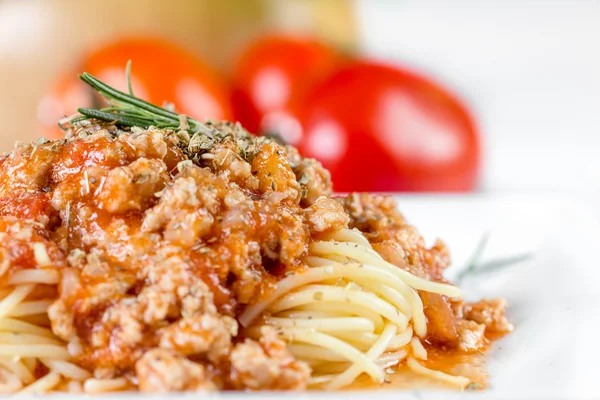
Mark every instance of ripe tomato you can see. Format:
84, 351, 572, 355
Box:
295, 62, 480, 192
232, 35, 339, 143
84, 38, 232, 121
38, 38, 232, 138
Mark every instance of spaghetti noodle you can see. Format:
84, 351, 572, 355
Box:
241, 228, 470, 389
0, 268, 90, 393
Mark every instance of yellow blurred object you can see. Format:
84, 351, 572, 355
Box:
0, 0, 356, 151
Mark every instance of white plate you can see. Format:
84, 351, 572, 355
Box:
37, 193, 600, 399
388, 193, 600, 400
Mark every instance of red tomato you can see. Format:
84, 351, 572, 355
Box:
295, 62, 480, 192
84, 38, 232, 121
232, 35, 339, 142
38, 38, 232, 139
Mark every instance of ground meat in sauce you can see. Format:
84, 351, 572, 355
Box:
338, 193, 512, 350
461, 298, 513, 334
0, 121, 508, 391
229, 327, 310, 390
136, 349, 216, 392
0, 217, 65, 282
0, 123, 339, 390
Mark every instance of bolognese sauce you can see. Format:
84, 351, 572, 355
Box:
0, 117, 510, 392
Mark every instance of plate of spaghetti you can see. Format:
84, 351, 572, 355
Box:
0, 69, 596, 398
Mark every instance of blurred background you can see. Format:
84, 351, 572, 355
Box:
0, 0, 599, 201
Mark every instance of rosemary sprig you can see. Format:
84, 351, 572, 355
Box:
67, 63, 214, 137
457, 232, 491, 283
456, 232, 534, 284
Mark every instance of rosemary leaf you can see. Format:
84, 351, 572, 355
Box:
457, 232, 534, 283
126, 60, 134, 97
79, 73, 180, 120
77, 108, 154, 128
456, 232, 490, 284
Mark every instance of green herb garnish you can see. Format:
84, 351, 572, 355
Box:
457, 232, 534, 283
61, 62, 274, 167
67, 61, 214, 137
457, 232, 490, 283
